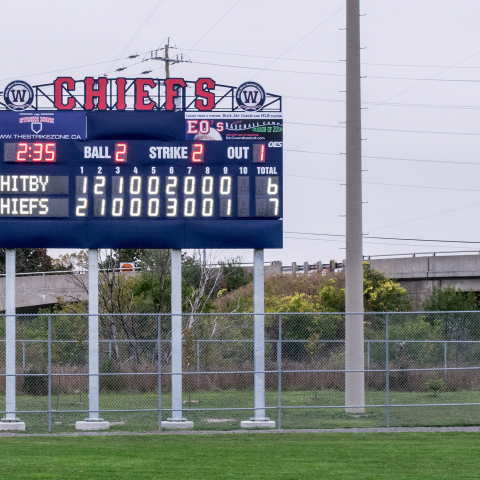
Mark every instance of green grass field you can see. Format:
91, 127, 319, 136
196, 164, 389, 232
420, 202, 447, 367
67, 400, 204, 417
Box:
0, 432, 479, 479
4, 388, 480, 433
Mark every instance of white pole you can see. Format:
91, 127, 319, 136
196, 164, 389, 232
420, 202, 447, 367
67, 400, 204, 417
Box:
76, 249, 109, 430
170, 248, 185, 421
241, 249, 275, 428
4, 249, 17, 421
345, 0, 365, 413
253, 248, 266, 420
87, 248, 100, 420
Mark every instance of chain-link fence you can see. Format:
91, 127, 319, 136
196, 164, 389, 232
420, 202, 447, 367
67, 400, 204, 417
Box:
1, 311, 480, 432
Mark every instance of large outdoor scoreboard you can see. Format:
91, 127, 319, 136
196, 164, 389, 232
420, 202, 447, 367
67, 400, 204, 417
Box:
0, 78, 283, 248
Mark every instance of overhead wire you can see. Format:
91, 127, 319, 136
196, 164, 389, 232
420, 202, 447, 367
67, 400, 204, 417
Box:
104, 0, 166, 75
248, 4, 346, 81
174, 47, 480, 69
285, 121, 480, 136
284, 173, 480, 192
284, 149, 480, 167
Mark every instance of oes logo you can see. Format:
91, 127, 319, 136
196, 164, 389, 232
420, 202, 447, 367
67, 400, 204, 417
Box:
236, 82, 266, 111
3, 80, 34, 111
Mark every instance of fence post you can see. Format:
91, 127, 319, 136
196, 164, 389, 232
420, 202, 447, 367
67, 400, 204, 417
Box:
196, 341, 200, 388
22, 341, 25, 372
385, 313, 390, 428
0, 248, 24, 430
444, 341, 447, 382
48, 314, 52, 433
277, 314, 282, 430
367, 340, 370, 382
158, 315, 162, 430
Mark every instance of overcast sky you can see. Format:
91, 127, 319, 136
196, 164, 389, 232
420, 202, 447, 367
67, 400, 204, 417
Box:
2, 0, 480, 266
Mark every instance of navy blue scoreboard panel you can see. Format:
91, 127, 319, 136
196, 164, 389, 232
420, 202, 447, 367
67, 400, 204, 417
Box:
0, 111, 283, 248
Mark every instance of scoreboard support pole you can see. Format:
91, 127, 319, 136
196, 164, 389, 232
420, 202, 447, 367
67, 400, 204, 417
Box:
0, 249, 25, 431
241, 249, 275, 429
162, 249, 193, 429
75, 249, 110, 431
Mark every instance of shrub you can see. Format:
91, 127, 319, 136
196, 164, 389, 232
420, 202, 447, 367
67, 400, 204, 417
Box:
426, 377, 445, 396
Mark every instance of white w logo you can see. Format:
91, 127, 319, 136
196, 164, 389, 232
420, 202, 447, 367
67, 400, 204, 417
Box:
10, 89, 27, 102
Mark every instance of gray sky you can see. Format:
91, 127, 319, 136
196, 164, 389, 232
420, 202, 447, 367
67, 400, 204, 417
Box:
2, 0, 480, 265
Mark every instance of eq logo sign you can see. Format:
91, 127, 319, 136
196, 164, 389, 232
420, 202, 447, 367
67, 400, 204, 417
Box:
3, 80, 34, 111
236, 82, 266, 111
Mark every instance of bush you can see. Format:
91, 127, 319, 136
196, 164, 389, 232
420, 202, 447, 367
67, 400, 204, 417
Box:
426, 377, 445, 396
23, 370, 48, 396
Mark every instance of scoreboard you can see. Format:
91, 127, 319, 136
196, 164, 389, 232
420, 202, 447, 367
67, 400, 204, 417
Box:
0, 78, 283, 249
0, 139, 282, 248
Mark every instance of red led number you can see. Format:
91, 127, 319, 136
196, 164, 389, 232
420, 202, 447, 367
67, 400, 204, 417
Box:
259, 144, 265, 162
16, 143, 27, 162
192, 143, 204, 163
115, 143, 127, 162
32, 143, 43, 162
45, 143, 56, 162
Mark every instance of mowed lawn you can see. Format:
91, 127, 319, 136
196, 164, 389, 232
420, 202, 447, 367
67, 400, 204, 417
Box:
0, 432, 479, 479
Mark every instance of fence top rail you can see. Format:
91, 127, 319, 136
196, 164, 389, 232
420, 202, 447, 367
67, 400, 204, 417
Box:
3, 310, 480, 317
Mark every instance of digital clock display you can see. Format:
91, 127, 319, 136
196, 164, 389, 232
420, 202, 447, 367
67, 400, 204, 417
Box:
4, 143, 56, 162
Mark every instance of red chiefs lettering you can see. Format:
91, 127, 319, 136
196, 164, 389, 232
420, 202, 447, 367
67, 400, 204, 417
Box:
53, 77, 216, 111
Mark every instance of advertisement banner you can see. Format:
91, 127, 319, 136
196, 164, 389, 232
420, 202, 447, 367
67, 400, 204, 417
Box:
0, 111, 86, 140
185, 113, 283, 142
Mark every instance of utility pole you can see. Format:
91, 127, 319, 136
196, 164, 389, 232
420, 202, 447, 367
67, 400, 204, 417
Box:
345, 0, 365, 413
150, 37, 186, 79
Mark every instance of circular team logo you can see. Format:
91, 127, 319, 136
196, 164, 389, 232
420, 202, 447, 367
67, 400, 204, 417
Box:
3, 80, 34, 111
236, 82, 266, 111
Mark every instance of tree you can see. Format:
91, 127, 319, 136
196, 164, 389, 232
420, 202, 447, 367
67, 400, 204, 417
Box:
422, 285, 480, 340
0, 248, 57, 274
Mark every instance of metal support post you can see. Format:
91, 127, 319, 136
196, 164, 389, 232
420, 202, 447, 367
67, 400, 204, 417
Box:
163, 249, 193, 429
345, 0, 365, 414
158, 315, 162, 429
385, 313, 390, 428
196, 341, 200, 388
0, 249, 24, 430
277, 314, 282, 430
75, 249, 109, 430
241, 249, 275, 428
444, 341, 447, 382
48, 315, 52, 433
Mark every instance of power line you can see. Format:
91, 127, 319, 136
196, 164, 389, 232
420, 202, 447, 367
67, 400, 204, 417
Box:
249, 4, 346, 81
175, 47, 480, 69
184, 0, 240, 56
284, 149, 480, 167
368, 202, 480, 233
174, 59, 480, 83
104, 0, 166, 75
284, 231, 480, 244
284, 173, 480, 192
284, 95, 480, 111
285, 121, 480, 136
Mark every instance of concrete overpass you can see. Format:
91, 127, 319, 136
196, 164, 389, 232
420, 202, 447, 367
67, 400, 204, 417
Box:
2, 253, 478, 312
368, 252, 480, 309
